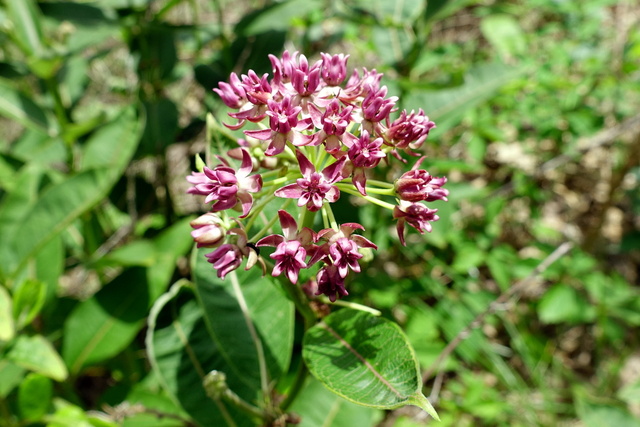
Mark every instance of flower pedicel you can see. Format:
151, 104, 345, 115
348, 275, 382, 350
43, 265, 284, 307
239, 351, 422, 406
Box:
187, 50, 448, 302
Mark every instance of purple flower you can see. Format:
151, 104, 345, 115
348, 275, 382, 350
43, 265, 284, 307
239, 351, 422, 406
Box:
395, 157, 448, 202
308, 99, 358, 153
342, 130, 386, 195
213, 72, 246, 109
275, 150, 346, 212
320, 53, 349, 86
316, 265, 348, 302
361, 86, 398, 135
341, 68, 383, 101
317, 223, 377, 278
186, 148, 262, 217
190, 213, 227, 248
257, 210, 318, 284
206, 244, 243, 279
244, 96, 311, 156
393, 201, 439, 246
269, 50, 298, 86
385, 109, 435, 155
290, 54, 322, 97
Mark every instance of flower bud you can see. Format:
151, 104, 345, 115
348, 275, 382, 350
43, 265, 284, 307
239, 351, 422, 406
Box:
395, 170, 448, 202
190, 213, 226, 248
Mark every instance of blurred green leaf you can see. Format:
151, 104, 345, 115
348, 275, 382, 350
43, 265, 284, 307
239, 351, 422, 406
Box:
12, 279, 47, 330
538, 284, 595, 324
18, 373, 52, 421
62, 267, 152, 373
303, 309, 439, 419
290, 378, 382, 427
0, 286, 15, 341
0, 359, 26, 397
4, 0, 44, 56
237, 0, 321, 36
63, 219, 193, 373
192, 247, 295, 392
575, 391, 640, 427
480, 14, 527, 60
7, 334, 68, 381
147, 282, 255, 426
3, 107, 140, 277
403, 62, 526, 129
0, 79, 52, 134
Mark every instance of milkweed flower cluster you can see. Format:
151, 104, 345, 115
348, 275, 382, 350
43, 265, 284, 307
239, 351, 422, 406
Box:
187, 51, 448, 301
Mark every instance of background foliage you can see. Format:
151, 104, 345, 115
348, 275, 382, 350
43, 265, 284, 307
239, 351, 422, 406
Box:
0, 0, 639, 425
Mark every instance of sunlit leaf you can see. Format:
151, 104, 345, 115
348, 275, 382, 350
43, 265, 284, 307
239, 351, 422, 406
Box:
0, 286, 14, 341
0, 79, 51, 134
303, 309, 438, 419
18, 373, 52, 421
7, 334, 68, 381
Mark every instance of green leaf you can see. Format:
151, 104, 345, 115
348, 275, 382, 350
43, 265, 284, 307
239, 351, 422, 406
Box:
575, 391, 640, 427
12, 279, 47, 330
63, 220, 193, 373
538, 284, 595, 324
18, 373, 52, 421
480, 14, 526, 60
403, 62, 526, 129
4, 0, 45, 56
146, 281, 255, 426
237, 0, 321, 36
0, 359, 26, 397
62, 268, 152, 374
192, 247, 294, 391
0, 79, 51, 134
3, 108, 140, 277
290, 378, 382, 427
7, 334, 68, 381
302, 309, 439, 420
0, 286, 14, 341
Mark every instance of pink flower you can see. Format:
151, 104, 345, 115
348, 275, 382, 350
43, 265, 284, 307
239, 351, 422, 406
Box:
320, 53, 349, 86
393, 201, 439, 246
190, 213, 227, 248
213, 72, 246, 109
342, 130, 386, 195
316, 265, 348, 302
206, 244, 244, 279
256, 210, 318, 284
244, 96, 311, 156
385, 109, 435, 155
341, 68, 383, 101
307, 99, 358, 153
395, 157, 448, 202
317, 223, 377, 278
186, 148, 262, 217
361, 86, 398, 135
275, 150, 346, 212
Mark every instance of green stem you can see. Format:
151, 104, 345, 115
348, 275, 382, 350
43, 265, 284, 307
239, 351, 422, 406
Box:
280, 357, 309, 411
229, 271, 270, 404
319, 297, 382, 316
366, 179, 395, 188
337, 185, 396, 210
298, 206, 316, 230
322, 204, 339, 230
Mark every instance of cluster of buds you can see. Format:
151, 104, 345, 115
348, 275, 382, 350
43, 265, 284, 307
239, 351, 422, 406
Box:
187, 51, 448, 301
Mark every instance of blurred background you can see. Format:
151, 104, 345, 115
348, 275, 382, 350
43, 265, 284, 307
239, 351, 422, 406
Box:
0, 0, 639, 426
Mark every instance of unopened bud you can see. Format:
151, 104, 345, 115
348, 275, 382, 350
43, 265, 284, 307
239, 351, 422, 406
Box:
190, 213, 227, 248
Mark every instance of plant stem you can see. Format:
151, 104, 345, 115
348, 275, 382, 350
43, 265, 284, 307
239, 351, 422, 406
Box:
229, 271, 270, 404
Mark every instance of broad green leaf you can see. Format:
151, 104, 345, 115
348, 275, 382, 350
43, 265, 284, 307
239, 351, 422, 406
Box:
538, 284, 595, 324
63, 220, 193, 373
193, 247, 294, 391
4, 0, 45, 56
403, 62, 526, 129
237, 0, 321, 36
48, 398, 119, 427
0, 79, 51, 134
480, 14, 526, 61
0, 286, 14, 341
62, 268, 152, 373
146, 282, 255, 426
575, 390, 640, 427
4, 108, 140, 277
302, 309, 438, 419
7, 334, 68, 381
0, 359, 26, 397
18, 373, 52, 421
12, 279, 47, 330
290, 378, 382, 427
